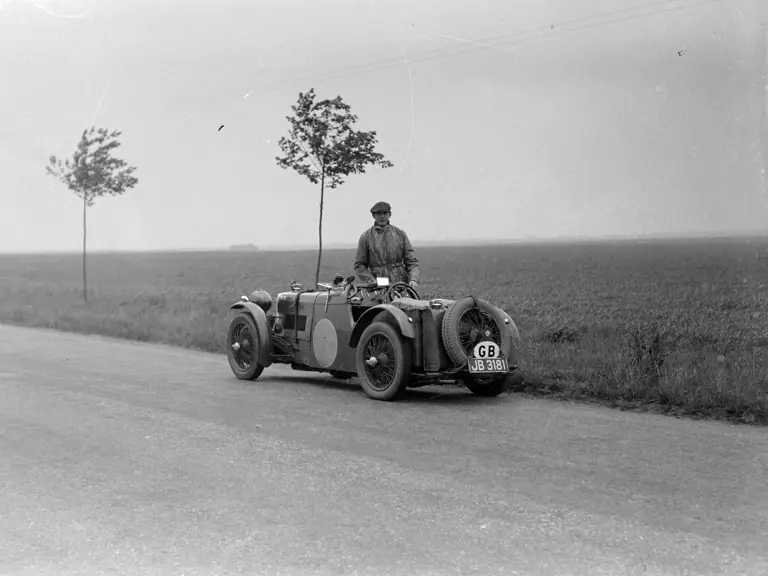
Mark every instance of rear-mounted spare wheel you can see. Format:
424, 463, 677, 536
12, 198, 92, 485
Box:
441, 296, 512, 367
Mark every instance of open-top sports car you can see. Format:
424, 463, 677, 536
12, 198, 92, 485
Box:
225, 274, 522, 401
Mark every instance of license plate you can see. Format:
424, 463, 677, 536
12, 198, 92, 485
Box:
468, 357, 509, 373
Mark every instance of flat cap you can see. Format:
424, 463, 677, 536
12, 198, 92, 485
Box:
370, 201, 391, 213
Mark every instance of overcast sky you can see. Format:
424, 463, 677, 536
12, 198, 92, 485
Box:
1, 0, 766, 252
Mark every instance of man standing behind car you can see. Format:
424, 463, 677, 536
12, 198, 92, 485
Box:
354, 201, 420, 289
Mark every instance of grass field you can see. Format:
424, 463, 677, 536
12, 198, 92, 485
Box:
2, 238, 767, 424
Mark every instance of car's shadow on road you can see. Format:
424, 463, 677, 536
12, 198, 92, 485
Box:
266, 374, 512, 406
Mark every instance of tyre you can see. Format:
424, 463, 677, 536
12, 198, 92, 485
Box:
355, 321, 412, 401
460, 374, 508, 397
441, 296, 513, 367
226, 312, 265, 381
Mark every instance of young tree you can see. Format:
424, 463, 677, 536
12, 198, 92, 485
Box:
276, 88, 393, 288
46, 127, 139, 303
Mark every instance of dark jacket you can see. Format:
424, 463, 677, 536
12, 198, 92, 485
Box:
354, 222, 420, 284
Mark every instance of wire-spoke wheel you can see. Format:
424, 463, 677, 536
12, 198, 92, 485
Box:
441, 296, 512, 367
456, 308, 502, 358
226, 312, 264, 381
355, 321, 411, 401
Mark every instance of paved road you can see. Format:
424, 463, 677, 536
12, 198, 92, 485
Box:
0, 324, 766, 576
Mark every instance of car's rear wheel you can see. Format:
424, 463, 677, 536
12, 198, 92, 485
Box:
355, 321, 411, 401
226, 312, 265, 381
460, 374, 508, 397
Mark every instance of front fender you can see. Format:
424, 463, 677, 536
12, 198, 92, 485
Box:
229, 302, 273, 367
349, 304, 415, 348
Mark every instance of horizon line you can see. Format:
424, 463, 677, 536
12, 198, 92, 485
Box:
1, 230, 767, 255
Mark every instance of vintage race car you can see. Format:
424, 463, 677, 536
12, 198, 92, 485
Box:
225, 275, 522, 401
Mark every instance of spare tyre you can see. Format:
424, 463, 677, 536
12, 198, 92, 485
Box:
440, 296, 513, 367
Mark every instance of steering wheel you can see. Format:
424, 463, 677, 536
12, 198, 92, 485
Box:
385, 282, 420, 302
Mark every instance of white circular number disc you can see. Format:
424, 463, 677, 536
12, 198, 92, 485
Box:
312, 318, 338, 368
473, 341, 500, 359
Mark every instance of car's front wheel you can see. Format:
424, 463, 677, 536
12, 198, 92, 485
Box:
355, 321, 411, 401
226, 312, 265, 381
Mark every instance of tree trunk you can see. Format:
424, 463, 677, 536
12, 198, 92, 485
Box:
82, 192, 88, 303
760, 18, 767, 205
315, 172, 325, 289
